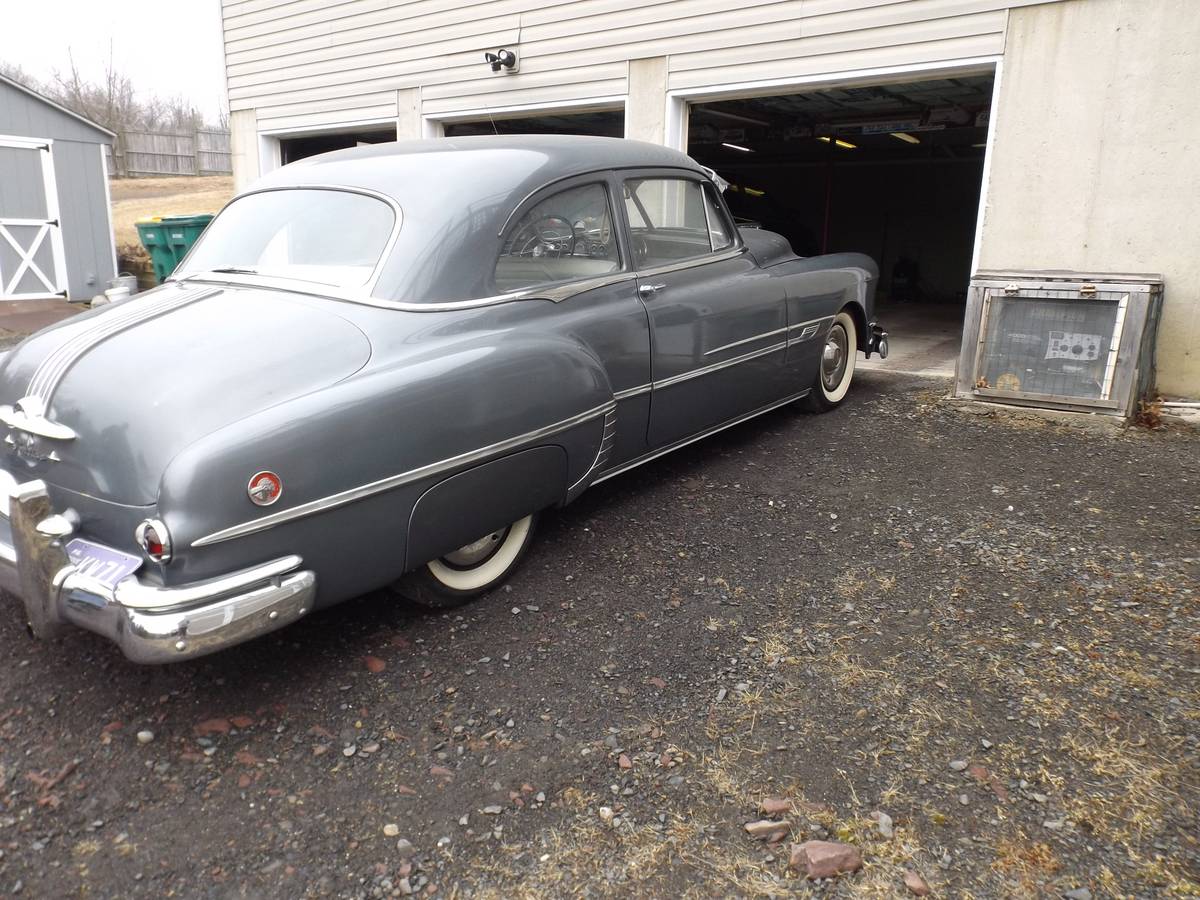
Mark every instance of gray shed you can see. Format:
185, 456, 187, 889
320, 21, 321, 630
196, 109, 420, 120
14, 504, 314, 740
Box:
0, 73, 116, 302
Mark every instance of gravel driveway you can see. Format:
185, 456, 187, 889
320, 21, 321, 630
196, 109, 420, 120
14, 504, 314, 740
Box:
1, 373, 1196, 898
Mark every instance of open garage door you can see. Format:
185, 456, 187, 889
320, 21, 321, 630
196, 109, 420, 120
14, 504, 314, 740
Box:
443, 109, 623, 139
687, 73, 994, 377
280, 126, 397, 166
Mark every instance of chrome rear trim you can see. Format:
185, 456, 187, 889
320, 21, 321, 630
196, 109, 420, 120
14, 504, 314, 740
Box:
192, 400, 617, 548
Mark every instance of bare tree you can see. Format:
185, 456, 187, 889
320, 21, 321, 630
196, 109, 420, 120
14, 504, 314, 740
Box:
3, 48, 223, 133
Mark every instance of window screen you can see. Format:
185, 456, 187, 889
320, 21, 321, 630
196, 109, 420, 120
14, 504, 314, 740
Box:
976, 293, 1124, 401
495, 183, 620, 292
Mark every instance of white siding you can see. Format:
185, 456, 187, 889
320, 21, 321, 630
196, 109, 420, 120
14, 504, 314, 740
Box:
222, 0, 1060, 130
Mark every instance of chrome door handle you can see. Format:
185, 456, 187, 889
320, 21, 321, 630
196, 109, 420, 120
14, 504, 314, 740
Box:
638, 283, 666, 297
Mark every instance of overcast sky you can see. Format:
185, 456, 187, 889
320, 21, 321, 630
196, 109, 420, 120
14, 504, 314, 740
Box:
2, 1, 227, 121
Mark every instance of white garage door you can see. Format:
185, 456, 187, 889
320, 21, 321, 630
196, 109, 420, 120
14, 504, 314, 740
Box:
0, 136, 67, 300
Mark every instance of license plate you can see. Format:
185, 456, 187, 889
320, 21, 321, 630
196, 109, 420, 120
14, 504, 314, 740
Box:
65, 538, 143, 589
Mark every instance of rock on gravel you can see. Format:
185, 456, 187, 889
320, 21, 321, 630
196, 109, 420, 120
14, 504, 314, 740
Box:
759, 797, 792, 815
744, 819, 791, 841
869, 809, 894, 839
789, 840, 863, 879
904, 869, 932, 895
136, 730, 155, 745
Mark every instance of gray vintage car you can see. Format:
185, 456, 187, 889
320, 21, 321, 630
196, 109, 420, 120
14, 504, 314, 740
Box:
0, 135, 885, 663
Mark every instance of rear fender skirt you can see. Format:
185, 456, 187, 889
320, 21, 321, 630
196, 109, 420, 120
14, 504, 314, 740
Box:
405, 446, 567, 570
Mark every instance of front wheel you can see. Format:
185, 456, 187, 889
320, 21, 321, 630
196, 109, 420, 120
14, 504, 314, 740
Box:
802, 310, 857, 412
396, 515, 537, 609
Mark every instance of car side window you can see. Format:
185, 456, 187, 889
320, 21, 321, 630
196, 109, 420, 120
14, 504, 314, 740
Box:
704, 183, 734, 251
623, 177, 716, 268
494, 182, 620, 293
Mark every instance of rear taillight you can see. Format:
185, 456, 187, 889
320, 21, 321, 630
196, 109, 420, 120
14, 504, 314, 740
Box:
135, 519, 172, 563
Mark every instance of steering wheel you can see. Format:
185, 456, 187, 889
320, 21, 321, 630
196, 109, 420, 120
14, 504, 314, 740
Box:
511, 215, 577, 258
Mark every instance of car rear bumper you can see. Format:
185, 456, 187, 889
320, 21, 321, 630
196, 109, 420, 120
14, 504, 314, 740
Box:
0, 477, 315, 664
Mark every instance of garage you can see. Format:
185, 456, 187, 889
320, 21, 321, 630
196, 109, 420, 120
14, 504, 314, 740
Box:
686, 73, 995, 376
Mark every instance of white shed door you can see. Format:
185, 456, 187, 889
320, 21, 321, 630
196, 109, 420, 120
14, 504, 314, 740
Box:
0, 136, 68, 300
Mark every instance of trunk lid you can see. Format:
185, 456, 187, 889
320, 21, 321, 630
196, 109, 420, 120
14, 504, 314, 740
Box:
0, 284, 371, 504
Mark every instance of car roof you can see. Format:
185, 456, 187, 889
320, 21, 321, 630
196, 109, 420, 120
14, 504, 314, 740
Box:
244, 135, 713, 303
263, 134, 706, 188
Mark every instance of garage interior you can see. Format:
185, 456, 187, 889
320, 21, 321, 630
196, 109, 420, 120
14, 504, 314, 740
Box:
687, 73, 995, 376
279, 126, 397, 165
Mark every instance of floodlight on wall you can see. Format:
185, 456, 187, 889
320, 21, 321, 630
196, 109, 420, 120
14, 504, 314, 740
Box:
484, 49, 519, 73
890, 132, 921, 144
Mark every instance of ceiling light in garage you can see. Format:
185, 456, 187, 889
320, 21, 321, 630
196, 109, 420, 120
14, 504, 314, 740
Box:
721, 142, 753, 153
890, 132, 921, 144
817, 136, 857, 150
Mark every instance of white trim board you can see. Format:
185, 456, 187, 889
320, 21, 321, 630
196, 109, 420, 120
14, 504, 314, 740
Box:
422, 95, 626, 128
663, 56, 1004, 116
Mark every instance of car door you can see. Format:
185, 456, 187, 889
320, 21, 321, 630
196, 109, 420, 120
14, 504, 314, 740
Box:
491, 174, 652, 470
620, 171, 788, 448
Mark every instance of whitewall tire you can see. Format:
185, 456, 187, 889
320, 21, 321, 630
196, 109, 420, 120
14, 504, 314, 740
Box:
804, 310, 857, 412
398, 515, 537, 609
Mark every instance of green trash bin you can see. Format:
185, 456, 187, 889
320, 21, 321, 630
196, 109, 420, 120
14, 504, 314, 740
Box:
136, 214, 214, 283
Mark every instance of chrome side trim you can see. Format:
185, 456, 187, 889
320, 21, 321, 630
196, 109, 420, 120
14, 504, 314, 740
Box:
653, 341, 786, 391
569, 407, 617, 493
786, 315, 835, 347
634, 245, 748, 279
703, 326, 788, 357
192, 400, 617, 548
698, 314, 834, 358
594, 388, 810, 485
613, 383, 652, 401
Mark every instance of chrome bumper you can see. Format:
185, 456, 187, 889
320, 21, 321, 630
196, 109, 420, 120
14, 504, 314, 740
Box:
0, 478, 315, 664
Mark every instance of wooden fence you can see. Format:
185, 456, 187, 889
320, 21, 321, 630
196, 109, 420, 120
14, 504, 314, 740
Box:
105, 129, 231, 177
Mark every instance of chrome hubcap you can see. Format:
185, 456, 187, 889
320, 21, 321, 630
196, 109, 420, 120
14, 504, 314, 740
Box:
442, 528, 508, 568
821, 324, 849, 391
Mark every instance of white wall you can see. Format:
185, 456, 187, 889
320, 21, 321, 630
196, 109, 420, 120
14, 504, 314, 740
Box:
221, 0, 1055, 133
978, 0, 1200, 396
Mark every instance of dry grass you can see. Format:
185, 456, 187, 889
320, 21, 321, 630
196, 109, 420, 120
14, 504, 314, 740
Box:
109, 175, 234, 246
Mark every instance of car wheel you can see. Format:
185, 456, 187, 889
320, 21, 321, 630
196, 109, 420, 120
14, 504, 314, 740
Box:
397, 514, 537, 609
803, 310, 857, 412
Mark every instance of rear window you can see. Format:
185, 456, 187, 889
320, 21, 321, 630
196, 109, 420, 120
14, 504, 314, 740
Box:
178, 189, 396, 289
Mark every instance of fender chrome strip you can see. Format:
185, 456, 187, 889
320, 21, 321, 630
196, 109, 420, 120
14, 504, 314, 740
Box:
613, 383, 651, 401
569, 407, 617, 493
653, 341, 786, 391
192, 400, 617, 548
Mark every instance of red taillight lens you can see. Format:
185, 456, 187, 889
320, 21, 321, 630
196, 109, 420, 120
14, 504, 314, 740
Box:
144, 529, 164, 556
136, 519, 172, 563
